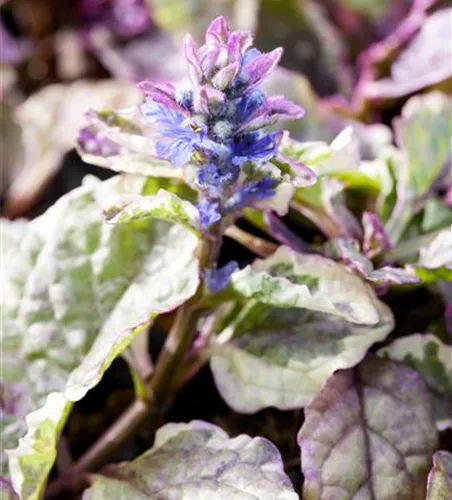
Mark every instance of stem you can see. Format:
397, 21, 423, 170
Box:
224, 225, 277, 257
47, 294, 203, 498
47, 236, 213, 497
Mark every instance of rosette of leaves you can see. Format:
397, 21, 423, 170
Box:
1, 14, 449, 500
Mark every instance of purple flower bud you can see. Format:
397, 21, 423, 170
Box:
184, 34, 203, 85
205, 16, 230, 45
137, 81, 186, 113
227, 30, 253, 63
193, 87, 225, 115
362, 211, 391, 258
239, 47, 283, 92
205, 261, 239, 292
212, 61, 241, 90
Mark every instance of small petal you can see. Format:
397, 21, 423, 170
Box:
239, 47, 283, 91
266, 95, 304, 120
225, 177, 277, 213
232, 131, 282, 166
212, 61, 240, 90
184, 34, 203, 85
137, 81, 184, 112
197, 163, 240, 194
205, 261, 239, 292
227, 30, 253, 62
205, 16, 229, 44
197, 198, 221, 230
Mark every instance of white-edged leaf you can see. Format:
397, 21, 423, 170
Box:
210, 299, 393, 413
1, 176, 200, 497
378, 334, 452, 430
298, 356, 438, 499
83, 420, 298, 499
386, 92, 452, 243
414, 227, 452, 282
230, 246, 381, 324
280, 126, 360, 176
102, 188, 200, 234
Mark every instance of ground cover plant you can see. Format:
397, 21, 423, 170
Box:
1, 1, 451, 499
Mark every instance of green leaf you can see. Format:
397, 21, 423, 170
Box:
378, 334, 452, 430
102, 188, 200, 234
298, 356, 438, 499
426, 451, 452, 500
280, 127, 360, 176
230, 246, 381, 324
83, 420, 298, 499
414, 227, 452, 282
396, 92, 451, 198
386, 92, 452, 243
210, 298, 393, 413
3, 80, 140, 218
1, 176, 200, 497
422, 197, 452, 233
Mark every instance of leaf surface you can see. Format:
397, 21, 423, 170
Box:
298, 356, 438, 499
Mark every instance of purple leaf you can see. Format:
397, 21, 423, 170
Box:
362, 7, 452, 99
298, 355, 438, 499
362, 211, 391, 259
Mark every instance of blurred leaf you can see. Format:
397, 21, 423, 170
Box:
426, 451, 452, 500
298, 356, 438, 499
83, 420, 298, 499
2, 176, 199, 496
4, 80, 141, 218
0, 478, 19, 500
385, 92, 452, 243
151, 0, 238, 41
379, 334, 452, 430
422, 197, 452, 233
210, 293, 393, 413
256, 0, 351, 96
414, 227, 452, 282
363, 8, 452, 99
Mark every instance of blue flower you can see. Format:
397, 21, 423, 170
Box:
197, 198, 221, 230
197, 163, 240, 194
224, 177, 277, 213
234, 90, 266, 124
141, 98, 204, 166
231, 131, 280, 166
205, 261, 239, 292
